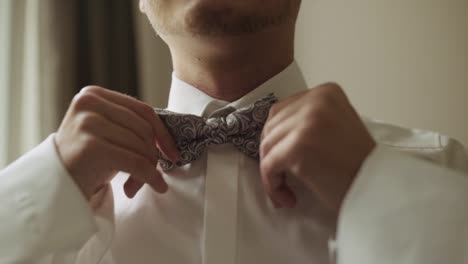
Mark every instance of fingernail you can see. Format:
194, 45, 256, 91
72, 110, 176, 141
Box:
126, 189, 136, 199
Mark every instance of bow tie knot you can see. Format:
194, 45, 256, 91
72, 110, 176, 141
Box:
155, 94, 278, 170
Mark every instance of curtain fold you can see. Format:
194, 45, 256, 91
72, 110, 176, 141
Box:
0, 0, 145, 168
0, 0, 13, 168
73, 0, 140, 95
0, 0, 54, 168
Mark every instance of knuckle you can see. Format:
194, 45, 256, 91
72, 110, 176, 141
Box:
141, 104, 156, 119
262, 123, 272, 136
291, 130, 305, 146
260, 140, 272, 158
141, 121, 153, 140
302, 118, 322, 141
268, 104, 279, 118
80, 133, 99, 152
324, 82, 342, 91
72, 91, 99, 110
320, 90, 338, 105
76, 112, 101, 131
303, 101, 317, 116
303, 101, 329, 123
260, 158, 273, 175
259, 141, 267, 155
293, 161, 308, 181
301, 105, 322, 126
323, 82, 346, 101
80, 85, 102, 95
138, 106, 157, 136
293, 126, 318, 151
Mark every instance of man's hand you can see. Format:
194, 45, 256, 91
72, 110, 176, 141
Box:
260, 83, 376, 211
55, 86, 180, 200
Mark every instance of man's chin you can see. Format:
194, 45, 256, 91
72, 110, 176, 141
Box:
151, 0, 296, 37
182, 2, 287, 36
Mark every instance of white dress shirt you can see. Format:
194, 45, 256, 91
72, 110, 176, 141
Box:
1, 62, 468, 264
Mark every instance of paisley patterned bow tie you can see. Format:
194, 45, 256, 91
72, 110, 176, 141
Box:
154, 94, 278, 171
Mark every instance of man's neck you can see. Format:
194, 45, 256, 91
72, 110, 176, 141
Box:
165, 25, 295, 102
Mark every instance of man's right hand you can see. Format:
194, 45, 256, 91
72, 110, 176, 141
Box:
55, 86, 180, 200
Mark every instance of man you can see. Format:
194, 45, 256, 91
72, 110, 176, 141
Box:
1, 0, 467, 263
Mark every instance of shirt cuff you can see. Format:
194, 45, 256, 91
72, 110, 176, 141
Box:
336, 145, 468, 263
0, 134, 97, 260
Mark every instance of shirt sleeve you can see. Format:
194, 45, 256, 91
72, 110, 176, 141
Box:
0, 134, 107, 263
337, 144, 468, 264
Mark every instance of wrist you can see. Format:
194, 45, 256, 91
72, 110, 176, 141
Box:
52, 134, 93, 200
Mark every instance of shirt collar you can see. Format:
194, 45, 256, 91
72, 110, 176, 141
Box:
166, 61, 307, 117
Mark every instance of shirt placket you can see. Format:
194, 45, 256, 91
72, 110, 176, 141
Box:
201, 103, 240, 264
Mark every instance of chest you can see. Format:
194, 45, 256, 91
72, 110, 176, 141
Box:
110, 145, 337, 264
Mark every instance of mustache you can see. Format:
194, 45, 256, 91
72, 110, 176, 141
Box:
186, 7, 290, 36
154, 1, 298, 37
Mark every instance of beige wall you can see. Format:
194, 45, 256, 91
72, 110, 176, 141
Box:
133, 2, 173, 109
296, 1, 468, 146
134, 1, 468, 146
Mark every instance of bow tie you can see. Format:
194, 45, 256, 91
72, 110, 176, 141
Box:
154, 94, 278, 170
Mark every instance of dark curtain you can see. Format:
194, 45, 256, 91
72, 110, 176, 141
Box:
47, 0, 141, 126
0, 0, 144, 166
75, 0, 139, 96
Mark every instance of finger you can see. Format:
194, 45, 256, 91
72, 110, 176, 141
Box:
96, 136, 168, 193
274, 182, 297, 209
261, 130, 297, 178
260, 168, 283, 207
79, 112, 158, 164
124, 177, 145, 198
260, 115, 297, 159
80, 86, 180, 161
73, 91, 156, 150
262, 102, 302, 139
124, 162, 171, 198
262, 91, 307, 138
260, 171, 296, 208
123, 162, 168, 198
269, 90, 308, 118
264, 84, 342, 138
260, 133, 299, 208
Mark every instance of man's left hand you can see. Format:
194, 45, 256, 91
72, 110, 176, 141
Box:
260, 83, 376, 211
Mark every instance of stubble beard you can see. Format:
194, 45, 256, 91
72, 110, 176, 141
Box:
152, 1, 298, 37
